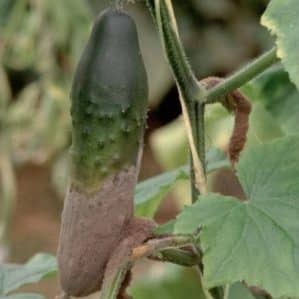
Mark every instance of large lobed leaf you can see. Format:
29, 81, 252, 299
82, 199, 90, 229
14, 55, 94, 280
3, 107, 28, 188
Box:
174, 136, 299, 298
261, 0, 299, 90
0, 254, 57, 295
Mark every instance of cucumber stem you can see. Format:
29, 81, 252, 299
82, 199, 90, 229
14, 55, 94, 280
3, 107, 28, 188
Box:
154, 0, 207, 196
203, 47, 279, 103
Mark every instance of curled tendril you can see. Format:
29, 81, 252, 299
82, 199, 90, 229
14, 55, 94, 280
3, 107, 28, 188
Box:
200, 77, 252, 167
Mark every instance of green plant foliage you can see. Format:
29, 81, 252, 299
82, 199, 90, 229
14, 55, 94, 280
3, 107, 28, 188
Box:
227, 282, 256, 299
243, 65, 299, 134
151, 99, 284, 177
261, 0, 299, 89
135, 166, 188, 217
0, 0, 91, 167
134, 148, 229, 217
129, 264, 206, 299
174, 135, 299, 298
0, 0, 17, 26
2, 0, 299, 298
0, 254, 57, 295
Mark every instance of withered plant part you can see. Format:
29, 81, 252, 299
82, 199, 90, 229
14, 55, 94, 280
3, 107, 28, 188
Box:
200, 77, 252, 165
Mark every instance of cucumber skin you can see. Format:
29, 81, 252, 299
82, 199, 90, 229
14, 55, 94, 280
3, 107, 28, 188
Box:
57, 9, 148, 297
58, 166, 137, 297
70, 8, 148, 192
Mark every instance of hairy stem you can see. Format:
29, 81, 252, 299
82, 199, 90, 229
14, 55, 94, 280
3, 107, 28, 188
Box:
155, 0, 202, 102
203, 47, 278, 103
190, 102, 206, 202
154, 0, 207, 195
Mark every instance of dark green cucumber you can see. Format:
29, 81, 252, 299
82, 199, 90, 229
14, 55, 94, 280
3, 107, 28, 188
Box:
70, 8, 148, 191
57, 8, 148, 297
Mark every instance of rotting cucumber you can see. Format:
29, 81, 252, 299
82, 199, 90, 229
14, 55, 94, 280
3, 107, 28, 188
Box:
57, 8, 152, 297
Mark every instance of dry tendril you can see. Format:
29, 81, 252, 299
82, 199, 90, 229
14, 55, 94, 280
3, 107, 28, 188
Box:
200, 77, 252, 166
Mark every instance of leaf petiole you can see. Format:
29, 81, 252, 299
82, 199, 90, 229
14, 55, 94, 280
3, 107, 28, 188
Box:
202, 47, 279, 104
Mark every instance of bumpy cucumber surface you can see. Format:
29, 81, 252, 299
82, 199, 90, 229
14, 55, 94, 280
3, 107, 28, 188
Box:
70, 8, 148, 192
57, 8, 148, 297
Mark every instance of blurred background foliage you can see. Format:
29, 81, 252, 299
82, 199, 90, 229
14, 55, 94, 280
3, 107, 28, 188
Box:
2, 0, 298, 298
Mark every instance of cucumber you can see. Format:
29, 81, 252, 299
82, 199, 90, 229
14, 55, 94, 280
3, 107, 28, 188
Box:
57, 8, 148, 297
70, 8, 148, 192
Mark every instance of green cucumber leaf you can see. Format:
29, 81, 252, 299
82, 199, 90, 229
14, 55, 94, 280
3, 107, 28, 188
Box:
134, 148, 229, 217
227, 282, 256, 299
243, 65, 299, 134
154, 220, 175, 235
174, 136, 299, 298
0, 254, 57, 295
134, 166, 189, 217
261, 0, 299, 89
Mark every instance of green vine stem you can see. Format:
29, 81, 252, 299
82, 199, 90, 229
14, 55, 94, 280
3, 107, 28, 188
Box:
155, 1, 202, 103
202, 47, 279, 103
153, 0, 207, 197
150, 247, 201, 266
99, 235, 198, 299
